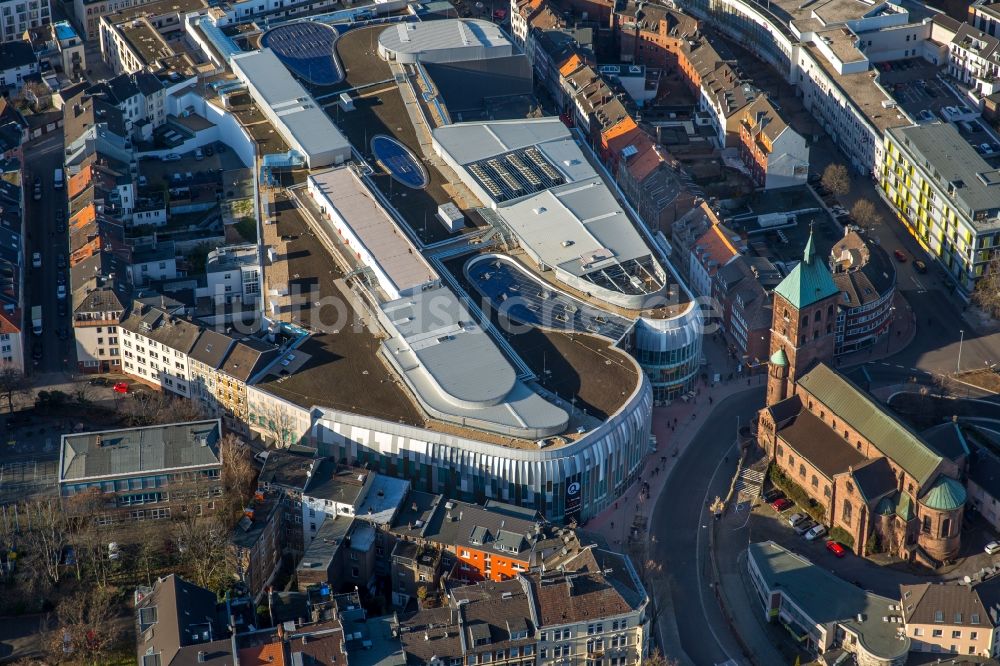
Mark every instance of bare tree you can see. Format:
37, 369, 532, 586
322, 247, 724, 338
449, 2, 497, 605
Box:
20, 499, 69, 587
850, 198, 882, 228
172, 514, 236, 592
219, 433, 257, 527
0, 367, 30, 413
643, 649, 679, 666
47, 587, 120, 665
821, 163, 851, 198
255, 402, 298, 448
973, 254, 1000, 318
122, 391, 208, 427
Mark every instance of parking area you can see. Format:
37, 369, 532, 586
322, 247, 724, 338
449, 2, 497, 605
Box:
752, 486, 1000, 599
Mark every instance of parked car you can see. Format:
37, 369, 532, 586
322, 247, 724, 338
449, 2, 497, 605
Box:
985, 541, 1000, 555
57, 254, 66, 269
32, 345, 42, 361
807, 172, 821, 184
57, 326, 68, 341
805, 524, 828, 541
108, 542, 120, 561
89, 377, 112, 387
163, 153, 181, 162
31, 252, 41, 268
56, 284, 66, 300
57, 302, 67, 317
914, 260, 927, 273
763, 488, 784, 502
793, 519, 816, 536
32, 176, 41, 200
194, 148, 204, 161
894, 249, 908, 262
787, 512, 808, 527
826, 541, 847, 558
113, 382, 129, 394
204, 145, 214, 157
770, 498, 793, 512
56, 271, 66, 285
253, 450, 270, 465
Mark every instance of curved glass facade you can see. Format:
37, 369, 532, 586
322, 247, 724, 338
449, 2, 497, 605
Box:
631, 305, 704, 403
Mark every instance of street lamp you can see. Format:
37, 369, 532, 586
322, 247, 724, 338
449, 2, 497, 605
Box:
957, 329, 965, 374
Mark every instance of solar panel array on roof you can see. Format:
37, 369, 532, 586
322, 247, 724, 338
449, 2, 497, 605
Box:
466, 147, 565, 203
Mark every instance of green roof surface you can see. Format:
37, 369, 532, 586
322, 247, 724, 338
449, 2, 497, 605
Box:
920, 475, 967, 511
773, 229, 840, 309
769, 348, 788, 367
896, 492, 914, 521
796, 363, 942, 487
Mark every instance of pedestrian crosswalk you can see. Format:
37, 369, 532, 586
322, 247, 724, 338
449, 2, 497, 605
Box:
734, 467, 765, 501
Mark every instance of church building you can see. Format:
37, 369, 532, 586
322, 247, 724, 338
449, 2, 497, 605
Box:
757, 231, 967, 563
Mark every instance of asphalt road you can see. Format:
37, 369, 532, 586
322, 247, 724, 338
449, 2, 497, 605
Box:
22, 130, 74, 375
651, 388, 764, 665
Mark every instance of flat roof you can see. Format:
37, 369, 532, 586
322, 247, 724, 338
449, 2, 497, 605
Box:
748, 541, 910, 661
355, 474, 410, 525
60, 420, 222, 483
377, 19, 510, 61
230, 49, 349, 165
889, 122, 1000, 224
434, 119, 666, 298
308, 167, 437, 296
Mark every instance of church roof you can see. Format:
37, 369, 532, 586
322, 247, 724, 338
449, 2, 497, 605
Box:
920, 475, 966, 512
796, 363, 942, 487
773, 229, 840, 309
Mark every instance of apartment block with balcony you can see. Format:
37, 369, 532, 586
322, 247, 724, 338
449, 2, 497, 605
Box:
881, 122, 1000, 298
58, 419, 223, 526
948, 22, 1000, 98
119, 300, 202, 395
72, 280, 126, 373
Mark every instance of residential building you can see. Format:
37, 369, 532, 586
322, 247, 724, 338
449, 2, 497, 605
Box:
688, 218, 742, 298
967, 446, 1000, 533
529, 547, 650, 666
972, 0, 1000, 38
758, 233, 967, 562
0, 0, 50, 44
128, 241, 177, 286
51, 21, 84, 77
187, 327, 237, 416
72, 279, 126, 373
614, 1, 697, 70
0, 312, 23, 371
748, 541, 910, 665
900, 579, 1000, 658
87, 71, 166, 141
397, 578, 538, 666
134, 574, 240, 666
737, 96, 809, 190
947, 22, 1000, 98
231, 490, 283, 602
119, 301, 202, 395
616, 139, 684, 232
714, 255, 776, 369
829, 229, 896, 355
216, 337, 280, 431
205, 244, 261, 307
881, 122, 1000, 298
58, 419, 223, 526
257, 446, 317, 554
296, 515, 378, 594
0, 40, 38, 93
390, 540, 445, 609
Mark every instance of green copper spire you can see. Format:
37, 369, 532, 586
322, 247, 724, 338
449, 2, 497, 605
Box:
773, 228, 840, 309
769, 348, 788, 367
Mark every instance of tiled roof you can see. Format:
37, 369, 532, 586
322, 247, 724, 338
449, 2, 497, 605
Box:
797, 363, 942, 487
530, 570, 635, 626
775, 404, 865, 480
849, 457, 896, 504
900, 581, 995, 629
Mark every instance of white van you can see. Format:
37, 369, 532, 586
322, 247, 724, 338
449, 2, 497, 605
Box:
53, 168, 63, 189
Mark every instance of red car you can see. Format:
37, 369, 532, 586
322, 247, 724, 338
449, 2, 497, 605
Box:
893, 249, 907, 262
770, 498, 792, 512
826, 541, 847, 558
113, 382, 129, 394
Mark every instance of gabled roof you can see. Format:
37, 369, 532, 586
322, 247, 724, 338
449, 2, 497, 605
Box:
850, 457, 897, 504
797, 363, 942, 487
0, 41, 38, 71
773, 229, 840, 309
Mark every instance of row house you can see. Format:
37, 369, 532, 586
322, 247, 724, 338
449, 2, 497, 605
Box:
616, 138, 685, 232
119, 300, 202, 395
901, 579, 1000, 659
0, 99, 27, 161
737, 96, 809, 190
72, 279, 127, 373
714, 255, 778, 369
397, 546, 649, 666
0, 175, 23, 373
613, 0, 697, 70
87, 71, 166, 141
58, 419, 223, 526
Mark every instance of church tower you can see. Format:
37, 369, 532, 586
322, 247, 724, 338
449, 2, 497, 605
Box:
765, 228, 842, 406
